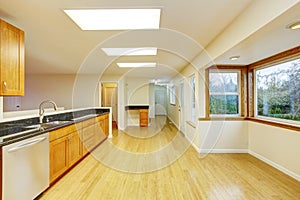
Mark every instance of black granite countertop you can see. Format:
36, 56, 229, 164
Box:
0, 108, 110, 146
125, 105, 149, 110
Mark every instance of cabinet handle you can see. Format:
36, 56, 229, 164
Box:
3, 81, 7, 91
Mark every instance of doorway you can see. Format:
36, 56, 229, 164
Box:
101, 82, 118, 129
179, 81, 185, 133
154, 85, 167, 116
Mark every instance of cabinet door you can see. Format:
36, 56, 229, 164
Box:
97, 114, 109, 136
68, 131, 82, 167
98, 116, 105, 135
94, 121, 106, 145
104, 114, 109, 136
78, 129, 88, 156
82, 124, 97, 152
0, 20, 24, 96
50, 136, 69, 183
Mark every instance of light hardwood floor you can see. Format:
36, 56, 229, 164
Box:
38, 117, 300, 200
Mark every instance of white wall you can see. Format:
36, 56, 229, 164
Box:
3, 74, 101, 112
124, 77, 150, 126
126, 77, 149, 105
21, 74, 99, 110
248, 122, 300, 181
149, 83, 155, 118
116, 77, 126, 130
198, 121, 248, 153
20, 74, 76, 110
183, 121, 248, 154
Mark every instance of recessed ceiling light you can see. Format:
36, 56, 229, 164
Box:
102, 47, 157, 56
229, 56, 240, 61
287, 21, 300, 30
63, 9, 161, 30
117, 62, 156, 68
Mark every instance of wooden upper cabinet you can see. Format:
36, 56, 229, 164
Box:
0, 19, 24, 96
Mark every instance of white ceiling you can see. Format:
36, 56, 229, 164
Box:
0, 0, 299, 82
214, 1, 300, 65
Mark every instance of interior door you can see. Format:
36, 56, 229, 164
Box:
179, 81, 185, 133
155, 85, 167, 115
101, 83, 118, 125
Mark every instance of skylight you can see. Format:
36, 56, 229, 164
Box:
102, 47, 157, 56
63, 9, 161, 30
117, 62, 156, 68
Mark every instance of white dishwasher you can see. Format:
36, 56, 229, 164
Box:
2, 132, 49, 200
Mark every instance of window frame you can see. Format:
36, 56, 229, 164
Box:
246, 46, 300, 130
253, 56, 300, 125
169, 85, 176, 105
189, 75, 196, 123
205, 65, 247, 119
209, 69, 241, 117
200, 46, 300, 132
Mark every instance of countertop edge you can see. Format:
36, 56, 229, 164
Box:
0, 107, 111, 123
0, 109, 110, 146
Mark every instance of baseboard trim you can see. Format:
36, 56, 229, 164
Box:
249, 150, 300, 182
127, 124, 139, 126
167, 117, 179, 130
200, 149, 248, 153
184, 133, 200, 152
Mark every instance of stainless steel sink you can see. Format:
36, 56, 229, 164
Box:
25, 120, 71, 130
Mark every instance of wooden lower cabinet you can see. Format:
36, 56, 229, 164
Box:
104, 114, 109, 136
50, 136, 69, 183
140, 109, 148, 127
82, 124, 97, 152
96, 113, 109, 136
68, 131, 82, 167
49, 124, 82, 183
49, 115, 109, 184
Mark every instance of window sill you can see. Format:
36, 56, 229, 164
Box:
247, 117, 300, 132
198, 116, 300, 131
198, 117, 246, 121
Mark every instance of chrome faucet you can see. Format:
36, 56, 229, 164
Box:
39, 100, 58, 123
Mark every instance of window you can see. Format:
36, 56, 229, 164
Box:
190, 76, 196, 123
169, 85, 176, 105
209, 71, 240, 115
255, 57, 300, 122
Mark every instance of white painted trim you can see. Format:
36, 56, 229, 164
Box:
200, 149, 248, 153
184, 133, 201, 153
183, 128, 248, 154
167, 116, 179, 130
127, 124, 140, 126
191, 143, 201, 153
249, 150, 300, 182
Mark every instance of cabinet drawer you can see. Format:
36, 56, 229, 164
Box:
50, 124, 77, 141
82, 136, 96, 151
82, 125, 95, 141
82, 118, 96, 128
74, 122, 82, 130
